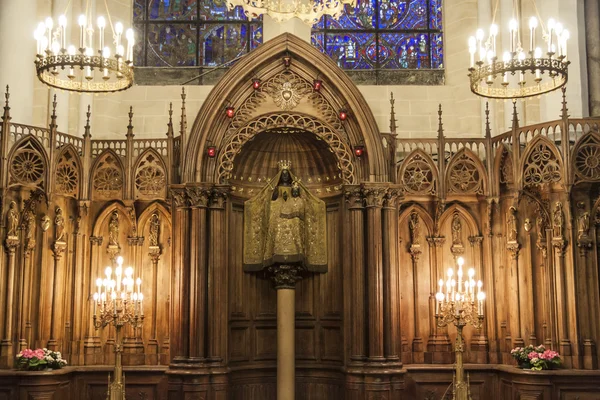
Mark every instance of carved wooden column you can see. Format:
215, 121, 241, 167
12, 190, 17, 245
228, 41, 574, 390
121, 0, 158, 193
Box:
408, 210, 424, 363
186, 186, 210, 361
208, 186, 228, 364
469, 235, 489, 363
19, 208, 36, 351
147, 211, 163, 365
48, 206, 67, 351
0, 232, 19, 367
362, 184, 387, 362
521, 220, 536, 345
170, 187, 191, 363
345, 186, 366, 362
71, 202, 88, 365
506, 205, 523, 349
84, 236, 103, 365
382, 188, 400, 363
426, 234, 451, 363
483, 198, 499, 363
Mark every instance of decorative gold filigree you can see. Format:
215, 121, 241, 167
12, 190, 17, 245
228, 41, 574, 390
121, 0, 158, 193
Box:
263, 70, 312, 111
92, 153, 123, 199
9, 140, 45, 186
135, 151, 166, 198
447, 152, 484, 195
523, 141, 562, 187
55, 149, 79, 197
399, 152, 437, 195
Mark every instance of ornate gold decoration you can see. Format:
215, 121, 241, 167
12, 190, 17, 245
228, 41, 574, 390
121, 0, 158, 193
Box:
55, 149, 79, 197
92, 153, 124, 199
226, 0, 354, 25
523, 140, 562, 186
573, 132, 600, 182
135, 151, 166, 198
263, 71, 312, 111
217, 113, 355, 185
447, 152, 484, 195
399, 151, 437, 195
9, 140, 45, 186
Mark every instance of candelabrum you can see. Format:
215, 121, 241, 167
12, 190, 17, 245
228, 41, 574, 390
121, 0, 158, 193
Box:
435, 257, 485, 400
93, 256, 144, 400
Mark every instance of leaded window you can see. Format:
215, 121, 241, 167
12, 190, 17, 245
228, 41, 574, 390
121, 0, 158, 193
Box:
311, 0, 443, 84
133, 0, 263, 68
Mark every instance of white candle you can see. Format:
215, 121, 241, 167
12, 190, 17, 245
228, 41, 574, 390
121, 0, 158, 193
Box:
125, 29, 134, 62
529, 17, 537, 52
78, 15, 86, 49
490, 24, 498, 54
97, 16, 106, 52
547, 18, 556, 53
509, 19, 518, 53
58, 15, 67, 50
45, 17, 53, 52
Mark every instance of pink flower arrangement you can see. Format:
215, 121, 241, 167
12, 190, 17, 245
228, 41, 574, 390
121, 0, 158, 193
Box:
511, 345, 561, 370
15, 348, 67, 371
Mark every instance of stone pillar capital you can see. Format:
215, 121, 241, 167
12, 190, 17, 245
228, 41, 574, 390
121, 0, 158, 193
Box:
361, 184, 388, 208
344, 185, 364, 209
186, 185, 211, 208
383, 187, 402, 208
210, 186, 230, 209
4, 237, 19, 254
268, 264, 304, 289
52, 241, 67, 260
170, 187, 189, 208
89, 236, 103, 246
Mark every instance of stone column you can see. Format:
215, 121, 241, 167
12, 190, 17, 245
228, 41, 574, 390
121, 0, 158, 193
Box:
208, 186, 228, 364
382, 189, 400, 362
187, 186, 210, 361
586, 0, 600, 116
269, 265, 302, 400
363, 185, 387, 362
0, 237, 19, 367
0, 0, 36, 124
345, 186, 366, 362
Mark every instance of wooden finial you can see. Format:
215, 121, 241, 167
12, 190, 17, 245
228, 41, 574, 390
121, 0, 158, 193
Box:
560, 86, 569, 119
50, 94, 58, 129
2, 85, 10, 121
180, 87, 187, 137
126, 106, 134, 138
437, 104, 444, 138
511, 99, 519, 130
389, 92, 397, 134
166, 102, 174, 138
485, 101, 491, 138
4, 85, 8, 108
83, 104, 91, 138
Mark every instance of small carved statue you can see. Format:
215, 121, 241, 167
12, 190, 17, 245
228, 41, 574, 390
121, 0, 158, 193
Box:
6, 201, 19, 238
149, 212, 160, 247
108, 211, 119, 246
524, 218, 532, 232
536, 216, 546, 243
578, 204, 590, 240
128, 207, 137, 238
23, 209, 35, 241
552, 202, 564, 238
41, 215, 50, 232
54, 207, 65, 242
74, 215, 82, 235
451, 212, 462, 245
507, 206, 518, 242
409, 211, 420, 245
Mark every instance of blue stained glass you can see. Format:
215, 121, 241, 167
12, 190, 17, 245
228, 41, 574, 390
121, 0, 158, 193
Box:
133, 0, 145, 20
147, 23, 198, 66
199, 0, 247, 20
149, 0, 197, 20
201, 23, 249, 66
314, 17, 325, 29
133, 24, 145, 65
311, 33, 325, 53
431, 32, 443, 68
379, 33, 430, 69
429, 0, 443, 29
251, 23, 263, 50
324, 33, 376, 69
380, 0, 427, 29
326, 1, 376, 29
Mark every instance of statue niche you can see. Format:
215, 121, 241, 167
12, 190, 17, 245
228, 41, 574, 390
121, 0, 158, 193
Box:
243, 161, 327, 275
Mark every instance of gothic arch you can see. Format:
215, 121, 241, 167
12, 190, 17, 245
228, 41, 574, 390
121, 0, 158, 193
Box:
53, 144, 82, 199
216, 112, 356, 184
138, 202, 172, 235
397, 149, 439, 196
184, 33, 386, 183
438, 203, 481, 238
399, 203, 434, 234
493, 144, 514, 195
445, 148, 487, 196
90, 149, 126, 200
519, 136, 564, 188
92, 201, 132, 238
133, 148, 168, 199
572, 130, 600, 184
7, 135, 49, 190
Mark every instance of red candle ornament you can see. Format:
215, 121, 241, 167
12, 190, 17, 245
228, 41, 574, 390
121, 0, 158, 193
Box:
226, 106, 235, 118
207, 146, 216, 158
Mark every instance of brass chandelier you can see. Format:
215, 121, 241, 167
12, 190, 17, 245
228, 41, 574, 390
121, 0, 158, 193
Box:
467, 0, 569, 99
34, 0, 134, 93
226, 0, 355, 24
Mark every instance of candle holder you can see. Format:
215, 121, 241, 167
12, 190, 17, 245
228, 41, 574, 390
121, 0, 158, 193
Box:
93, 256, 144, 400
435, 257, 485, 400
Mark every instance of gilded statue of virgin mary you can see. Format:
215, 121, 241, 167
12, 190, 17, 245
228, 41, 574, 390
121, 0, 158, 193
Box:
243, 161, 327, 273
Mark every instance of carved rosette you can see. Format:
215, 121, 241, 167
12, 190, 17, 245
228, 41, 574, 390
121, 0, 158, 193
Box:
267, 264, 304, 289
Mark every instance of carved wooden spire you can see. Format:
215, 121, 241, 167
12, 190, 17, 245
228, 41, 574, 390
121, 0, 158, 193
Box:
561, 86, 570, 119
49, 94, 58, 130
2, 85, 10, 121
83, 104, 92, 139
180, 87, 187, 138
389, 92, 397, 134
485, 102, 491, 139
511, 100, 519, 130
126, 106, 134, 138
166, 102, 174, 138
437, 104, 444, 138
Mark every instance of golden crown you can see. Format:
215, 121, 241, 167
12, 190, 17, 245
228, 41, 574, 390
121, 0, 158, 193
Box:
277, 160, 292, 170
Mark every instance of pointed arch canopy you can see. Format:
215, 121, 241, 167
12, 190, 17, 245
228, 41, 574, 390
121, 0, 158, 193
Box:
183, 33, 387, 184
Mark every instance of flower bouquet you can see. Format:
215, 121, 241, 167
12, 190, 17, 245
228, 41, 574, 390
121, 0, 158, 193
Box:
15, 348, 68, 371
510, 345, 561, 370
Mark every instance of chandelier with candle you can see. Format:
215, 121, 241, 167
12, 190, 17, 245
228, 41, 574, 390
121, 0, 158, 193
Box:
93, 256, 143, 400
34, 1, 134, 94
226, 0, 355, 24
467, 1, 569, 100
435, 257, 485, 400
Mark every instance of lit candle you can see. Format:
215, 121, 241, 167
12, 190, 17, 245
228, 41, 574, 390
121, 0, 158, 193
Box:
547, 18, 556, 54
78, 15, 86, 49
136, 277, 142, 295
562, 30, 570, 60
93, 292, 98, 316
518, 52, 526, 83
139, 293, 144, 316
475, 28, 484, 60
509, 18, 518, 54
489, 24, 498, 55
97, 16, 106, 53
115, 22, 123, 51
554, 22, 563, 56
528, 17, 537, 52
58, 15, 67, 50
125, 28, 134, 62
85, 47, 93, 80
45, 17, 53, 52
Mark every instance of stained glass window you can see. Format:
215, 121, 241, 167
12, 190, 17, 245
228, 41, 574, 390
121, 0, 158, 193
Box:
134, 0, 263, 68
311, 0, 443, 76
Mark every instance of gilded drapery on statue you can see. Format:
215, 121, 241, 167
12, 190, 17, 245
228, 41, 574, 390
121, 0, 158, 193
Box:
243, 161, 327, 273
